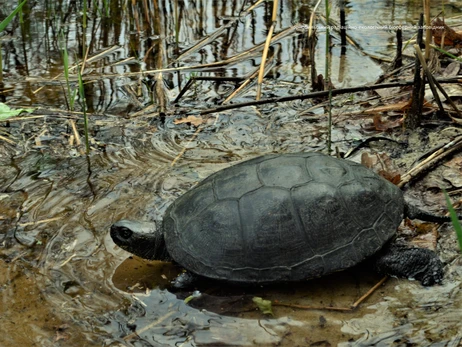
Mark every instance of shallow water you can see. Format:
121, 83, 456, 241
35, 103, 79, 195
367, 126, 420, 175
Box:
2, 117, 462, 346
1, 0, 462, 346
6, 0, 455, 110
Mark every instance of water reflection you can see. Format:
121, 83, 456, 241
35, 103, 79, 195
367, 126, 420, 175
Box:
1, 0, 418, 112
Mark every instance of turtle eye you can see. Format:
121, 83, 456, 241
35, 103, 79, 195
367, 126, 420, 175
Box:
118, 227, 133, 239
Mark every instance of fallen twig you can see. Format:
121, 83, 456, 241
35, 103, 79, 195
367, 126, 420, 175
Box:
196, 76, 462, 116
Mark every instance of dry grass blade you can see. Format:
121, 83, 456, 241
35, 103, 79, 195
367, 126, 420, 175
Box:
173, 20, 236, 63
26, 26, 300, 85
81, 45, 120, 66
19, 216, 63, 227
231, 25, 298, 63
170, 127, 202, 166
308, 0, 322, 38
68, 119, 86, 155
0, 134, 15, 145
222, 70, 259, 104
33, 46, 120, 94
102, 26, 301, 81
245, 0, 266, 12
173, 0, 263, 64
68, 119, 81, 147
109, 56, 136, 67
223, 57, 274, 104
123, 310, 176, 341
399, 135, 462, 187
256, 25, 275, 100
129, 104, 158, 118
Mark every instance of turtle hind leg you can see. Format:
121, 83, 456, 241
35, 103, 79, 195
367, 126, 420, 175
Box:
374, 243, 444, 286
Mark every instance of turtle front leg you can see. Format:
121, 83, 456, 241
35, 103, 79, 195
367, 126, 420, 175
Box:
171, 271, 199, 289
374, 243, 444, 286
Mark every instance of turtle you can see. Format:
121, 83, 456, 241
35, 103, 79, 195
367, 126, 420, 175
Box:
111, 152, 446, 286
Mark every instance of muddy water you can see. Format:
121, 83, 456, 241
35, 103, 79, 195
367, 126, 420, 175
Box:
2, 114, 462, 346
1, 0, 462, 346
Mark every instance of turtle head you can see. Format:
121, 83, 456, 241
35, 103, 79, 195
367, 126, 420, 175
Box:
110, 220, 171, 261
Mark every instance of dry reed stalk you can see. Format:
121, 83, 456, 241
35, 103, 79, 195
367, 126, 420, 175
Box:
414, 44, 462, 119
173, 0, 266, 65
223, 57, 275, 104
173, 20, 236, 64
33, 46, 120, 94
151, 0, 168, 115
245, 0, 266, 12
27, 25, 298, 86
308, 0, 322, 38
423, 0, 431, 60
44, 26, 297, 83
414, 44, 444, 113
256, 0, 279, 100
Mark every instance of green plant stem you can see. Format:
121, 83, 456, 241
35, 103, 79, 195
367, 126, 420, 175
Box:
61, 32, 75, 110
431, 44, 462, 62
0, 0, 28, 81
443, 190, 462, 253
0, 0, 27, 32
77, 69, 90, 154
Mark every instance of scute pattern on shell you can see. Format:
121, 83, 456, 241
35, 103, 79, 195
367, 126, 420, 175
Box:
162, 152, 404, 283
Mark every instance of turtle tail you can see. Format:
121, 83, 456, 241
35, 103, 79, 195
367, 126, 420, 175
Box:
404, 202, 452, 223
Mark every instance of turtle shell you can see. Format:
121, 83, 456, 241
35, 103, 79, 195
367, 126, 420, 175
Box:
162, 152, 404, 283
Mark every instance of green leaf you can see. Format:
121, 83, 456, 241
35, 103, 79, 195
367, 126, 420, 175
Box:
443, 189, 462, 253
0, 103, 35, 121
253, 297, 274, 316
0, 0, 28, 32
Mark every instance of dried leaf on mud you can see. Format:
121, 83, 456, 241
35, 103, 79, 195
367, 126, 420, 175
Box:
442, 157, 462, 188
371, 114, 402, 132
361, 152, 401, 184
432, 18, 462, 48
442, 62, 461, 77
363, 101, 410, 114
174, 115, 204, 127
404, 219, 439, 250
